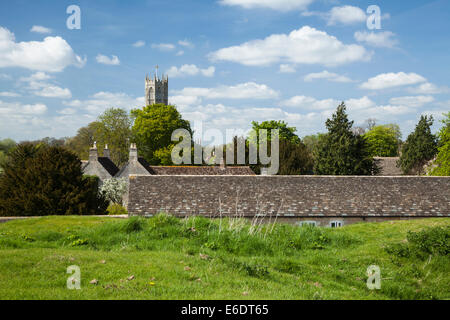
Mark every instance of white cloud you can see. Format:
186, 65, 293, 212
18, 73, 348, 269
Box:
209, 26, 370, 67
169, 95, 203, 108
20, 71, 51, 82
346, 96, 377, 110
407, 82, 449, 95
280, 96, 376, 112
279, 64, 296, 73
34, 85, 72, 99
389, 95, 435, 108
30, 25, 52, 34
304, 70, 354, 83
64, 92, 144, 114
0, 92, 20, 97
166, 64, 215, 78
280, 95, 339, 110
177, 103, 320, 142
132, 40, 145, 48
0, 100, 47, 115
360, 72, 427, 90
19, 72, 72, 99
178, 39, 194, 48
96, 54, 120, 66
328, 6, 366, 25
57, 108, 76, 115
0, 26, 86, 72
151, 43, 175, 51
219, 0, 314, 11
174, 82, 279, 103
176, 50, 185, 56
354, 31, 397, 48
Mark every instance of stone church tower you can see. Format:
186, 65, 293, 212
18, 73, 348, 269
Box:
145, 69, 168, 106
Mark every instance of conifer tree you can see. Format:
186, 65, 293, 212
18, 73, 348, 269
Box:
0, 143, 108, 216
399, 115, 438, 175
314, 103, 377, 175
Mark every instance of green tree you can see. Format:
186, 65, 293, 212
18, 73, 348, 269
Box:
364, 124, 401, 157
65, 122, 98, 160
131, 104, 192, 165
0, 139, 16, 174
398, 115, 438, 175
431, 112, 450, 176
314, 103, 378, 175
251, 120, 300, 144
278, 139, 314, 175
65, 108, 132, 166
95, 108, 132, 166
0, 143, 108, 216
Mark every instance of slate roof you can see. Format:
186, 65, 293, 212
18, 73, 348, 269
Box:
147, 165, 256, 176
116, 157, 255, 177
374, 157, 403, 176
97, 157, 120, 177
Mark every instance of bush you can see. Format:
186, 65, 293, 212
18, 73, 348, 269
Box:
0, 143, 108, 216
385, 226, 449, 259
107, 203, 128, 215
122, 216, 146, 233
100, 178, 128, 205
407, 226, 449, 257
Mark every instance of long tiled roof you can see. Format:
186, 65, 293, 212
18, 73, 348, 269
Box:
374, 157, 403, 176
147, 165, 255, 175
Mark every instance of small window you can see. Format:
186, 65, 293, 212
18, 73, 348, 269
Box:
330, 221, 343, 228
300, 221, 317, 227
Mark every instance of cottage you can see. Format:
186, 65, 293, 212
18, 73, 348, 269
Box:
81, 143, 119, 184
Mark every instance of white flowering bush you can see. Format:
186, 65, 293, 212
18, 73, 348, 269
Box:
100, 178, 128, 205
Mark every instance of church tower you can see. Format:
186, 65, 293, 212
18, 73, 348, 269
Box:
145, 66, 168, 106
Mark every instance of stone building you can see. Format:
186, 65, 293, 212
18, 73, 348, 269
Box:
145, 72, 168, 106
374, 157, 403, 176
127, 175, 450, 226
115, 144, 255, 178
81, 143, 119, 184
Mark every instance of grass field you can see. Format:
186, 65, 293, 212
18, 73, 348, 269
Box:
0, 215, 448, 300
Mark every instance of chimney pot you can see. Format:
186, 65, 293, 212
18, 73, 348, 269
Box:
89, 142, 98, 161
129, 143, 138, 161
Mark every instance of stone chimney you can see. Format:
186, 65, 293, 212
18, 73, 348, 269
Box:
220, 158, 226, 170
103, 144, 110, 159
129, 143, 138, 162
89, 142, 98, 162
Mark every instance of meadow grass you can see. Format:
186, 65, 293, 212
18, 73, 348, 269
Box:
0, 215, 448, 300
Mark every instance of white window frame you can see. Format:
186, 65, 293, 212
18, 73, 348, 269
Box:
300, 221, 317, 227
330, 221, 343, 228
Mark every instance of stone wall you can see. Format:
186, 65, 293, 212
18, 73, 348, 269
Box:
127, 176, 450, 222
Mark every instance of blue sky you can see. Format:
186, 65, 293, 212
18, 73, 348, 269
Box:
0, 0, 449, 142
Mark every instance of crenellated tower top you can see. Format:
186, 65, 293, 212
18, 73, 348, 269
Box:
145, 66, 168, 106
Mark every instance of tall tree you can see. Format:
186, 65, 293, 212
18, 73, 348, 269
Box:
65, 108, 132, 166
0, 139, 16, 174
95, 108, 132, 166
278, 139, 314, 175
0, 143, 108, 216
131, 104, 192, 165
314, 103, 378, 175
398, 115, 438, 175
65, 122, 101, 161
251, 120, 300, 144
364, 124, 402, 157
302, 133, 326, 161
430, 112, 449, 176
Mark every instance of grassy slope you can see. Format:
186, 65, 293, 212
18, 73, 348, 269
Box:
0, 216, 448, 300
